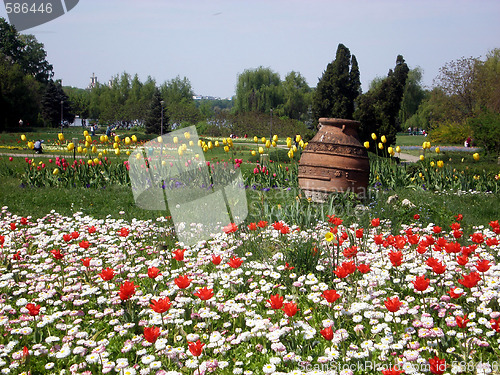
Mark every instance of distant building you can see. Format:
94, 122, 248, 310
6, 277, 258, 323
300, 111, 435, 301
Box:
87, 73, 98, 89
192, 95, 232, 101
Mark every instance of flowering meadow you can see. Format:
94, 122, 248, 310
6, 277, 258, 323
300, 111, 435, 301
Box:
1, 207, 500, 375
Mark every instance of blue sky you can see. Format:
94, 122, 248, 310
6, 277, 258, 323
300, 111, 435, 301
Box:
2, 0, 499, 98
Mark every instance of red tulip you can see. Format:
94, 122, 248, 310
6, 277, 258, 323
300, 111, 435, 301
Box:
371, 218, 380, 227
119, 281, 136, 301
267, 294, 284, 309
25, 303, 41, 316
320, 327, 333, 341
81, 257, 92, 267
321, 289, 340, 303
188, 339, 205, 356
174, 275, 192, 289
428, 356, 446, 375
458, 272, 481, 289
223, 223, 238, 234
389, 250, 403, 267
144, 326, 160, 343
50, 249, 64, 260
99, 267, 115, 281
282, 302, 299, 317
384, 297, 402, 312
227, 256, 243, 269
476, 259, 491, 273
147, 267, 161, 279
247, 222, 257, 231
62, 234, 72, 242
490, 318, 500, 332
447, 287, 463, 299
79, 240, 90, 249
88, 226, 97, 234
257, 220, 268, 228
456, 314, 469, 329
334, 265, 349, 279
194, 287, 214, 301
211, 255, 222, 265
71, 231, 79, 239
119, 227, 130, 237
382, 367, 405, 375
412, 275, 430, 292
172, 248, 185, 261
150, 297, 172, 313
357, 263, 371, 274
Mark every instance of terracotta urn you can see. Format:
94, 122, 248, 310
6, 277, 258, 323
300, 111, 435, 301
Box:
298, 118, 369, 202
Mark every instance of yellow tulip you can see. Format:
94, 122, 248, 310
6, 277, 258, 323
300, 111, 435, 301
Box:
395, 146, 401, 153
288, 150, 294, 159
173, 136, 179, 144
77, 146, 83, 153
198, 139, 203, 147
251, 150, 256, 156
184, 132, 190, 139
265, 140, 271, 148
208, 141, 213, 150
224, 146, 229, 152
378, 142, 384, 150
103, 149, 107, 155
435, 147, 440, 154
84, 141, 91, 148
131, 135, 137, 142
98, 152, 103, 158
157, 136, 163, 143
381, 135, 387, 144
325, 232, 334, 242
299, 140, 305, 148
203, 145, 208, 152
195, 154, 200, 159
104, 135, 109, 142
21, 134, 27, 141
113, 142, 119, 149
430, 161, 435, 167
371, 133, 377, 140
124, 137, 131, 145
272, 141, 277, 147
261, 137, 266, 144
87, 160, 93, 165
27, 141, 34, 149
115, 148, 121, 155
258, 147, 264, 154
58, 133, 64, 142
295, 135, 301, 143
437, 160, 444, 168
93, 158, 99, 164
273, 134, 278, 142
100, 135, 105, 143
473, 153, 480, 161
287, 140, 292, 148
135, 153, 142, 160
178, 148, 183, 156
91, 146, 97, 153
83, 148, 88, 154
222, 138, 227, 145
254, 136, 258, 143
189, 140, 194, 146
215, 141, 219, 147
363, 141, 370, 149
67, 143, 75, 151
292, 145, 297, 152
182, 143, 187, 151
114, 135, 120, 143
83, 130, 89, 137
419, 155, 425, 161
227, 138, 233, 147
161, 160, 166, 166
86, 135, 92, 143
53, 168, 59, 175
388, 146, 394, 155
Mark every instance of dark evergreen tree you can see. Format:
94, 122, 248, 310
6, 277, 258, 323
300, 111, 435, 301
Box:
355, 55, 409, 146
312, 44, 361, 120
145, 88, 168, 134
41, 80, 74, 127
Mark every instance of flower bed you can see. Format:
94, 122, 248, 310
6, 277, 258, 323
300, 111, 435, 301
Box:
1, 208, 500, 374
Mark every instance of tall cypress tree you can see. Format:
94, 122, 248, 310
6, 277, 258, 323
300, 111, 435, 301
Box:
145, 88, 168, 134
312, 44, 361, 120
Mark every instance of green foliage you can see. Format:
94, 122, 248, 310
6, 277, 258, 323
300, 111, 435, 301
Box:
234, 66, 283, 114
355, 55, 409, 146
399, 67, 428, 127
41, 80, 74, 127
0, 18, 53, 83
429, 120, 472, 144
468, 110, 500, 154
144, 88, 167, 134
312, 43, 361, 120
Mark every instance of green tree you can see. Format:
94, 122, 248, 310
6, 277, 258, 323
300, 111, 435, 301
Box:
145, 88, 168, 134
355, 55, 409, 145
312, 43, 361, 120
41, 80, 74, 127
399, 67, 427, 126
0, 53, 41, 131
160, 76, 199, 126
280, 71, 312, 120
234, 67, 283, 113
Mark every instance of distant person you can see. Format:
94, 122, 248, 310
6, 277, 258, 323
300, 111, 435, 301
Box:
465, 136, 472, 147
34, 140, 43, 154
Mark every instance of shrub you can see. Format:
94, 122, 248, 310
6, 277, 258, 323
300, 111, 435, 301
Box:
468, 110, 500, 154
429, 120, 472, 144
